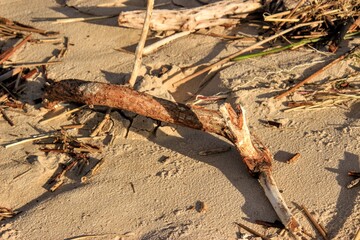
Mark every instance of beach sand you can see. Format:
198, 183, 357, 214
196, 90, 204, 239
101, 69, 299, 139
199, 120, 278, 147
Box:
0, 0, 359, 239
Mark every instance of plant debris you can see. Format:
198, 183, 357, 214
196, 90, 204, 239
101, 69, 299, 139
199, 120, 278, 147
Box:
0, 207, 16, 221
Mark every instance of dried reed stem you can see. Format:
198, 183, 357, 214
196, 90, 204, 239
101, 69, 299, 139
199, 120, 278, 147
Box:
128, 0, 154, 87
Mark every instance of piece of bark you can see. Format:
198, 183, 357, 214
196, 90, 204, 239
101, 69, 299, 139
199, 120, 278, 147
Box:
118, 0, 262, 31
44, 79, 300, 232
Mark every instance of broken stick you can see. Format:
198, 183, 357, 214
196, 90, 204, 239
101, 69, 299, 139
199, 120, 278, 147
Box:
44, 79, 300, 232
219, 104, 299, 230
0, 34, 31, 64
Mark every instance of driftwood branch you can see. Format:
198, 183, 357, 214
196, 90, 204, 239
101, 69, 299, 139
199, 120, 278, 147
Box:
118, 0, 262, 31
44, 79, 299, 232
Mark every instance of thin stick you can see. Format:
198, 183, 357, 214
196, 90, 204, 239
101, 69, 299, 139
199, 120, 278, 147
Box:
275, 45, 360, 100
2, 60, 61, 68
81, 158, 106, 183
53, 15, 117, 24
90, 108, 112, 137
143, 31, 192, 55
301, 205, 329, 240
57, 37, 69, 59
174, 21, 323, 85
278, 0, 306, 28
287, 153, 301, 164
4, 132, 58, 148
234, 222, 270, 240
0, 108, 14, 126
0, 68, 22, 82
0, 35, 31, 64
128, 0, 155, 87
39, 105, 86, 124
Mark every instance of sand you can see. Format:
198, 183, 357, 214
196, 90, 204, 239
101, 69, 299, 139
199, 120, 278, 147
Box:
0, 0, 359, 239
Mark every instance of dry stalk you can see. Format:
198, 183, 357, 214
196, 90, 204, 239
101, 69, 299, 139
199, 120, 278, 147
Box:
128, 0, 154, 87
4, 132, 58, 148
143, 31, 192, 55
81, 158, 106, 183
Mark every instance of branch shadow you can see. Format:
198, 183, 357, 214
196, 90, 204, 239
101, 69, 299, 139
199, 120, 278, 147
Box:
1, 182, 85, 225
151, 125, 279, 223
325, 151, 359, 238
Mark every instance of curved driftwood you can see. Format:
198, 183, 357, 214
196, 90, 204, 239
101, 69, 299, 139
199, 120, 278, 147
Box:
44, 79, 300, 232
118, 0, 263, 31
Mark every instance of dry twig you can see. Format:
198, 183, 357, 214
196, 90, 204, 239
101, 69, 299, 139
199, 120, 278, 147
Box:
301, 205, 329, 240
235, 222, 270, 240
128, 0, 154, 87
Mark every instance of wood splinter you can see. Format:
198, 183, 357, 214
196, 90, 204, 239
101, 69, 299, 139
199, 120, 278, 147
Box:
44, 79, 301, 233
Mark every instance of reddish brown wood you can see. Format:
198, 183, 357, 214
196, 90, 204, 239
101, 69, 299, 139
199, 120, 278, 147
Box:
44, 79, 272, 174
0, 35, 31, 64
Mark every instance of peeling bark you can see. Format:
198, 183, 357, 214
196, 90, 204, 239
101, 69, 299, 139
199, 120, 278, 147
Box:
44, 79, 300, 232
